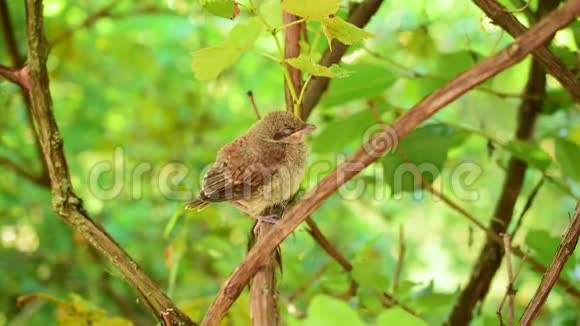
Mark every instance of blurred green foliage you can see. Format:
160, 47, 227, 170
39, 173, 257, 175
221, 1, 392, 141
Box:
1, 0, 579, 325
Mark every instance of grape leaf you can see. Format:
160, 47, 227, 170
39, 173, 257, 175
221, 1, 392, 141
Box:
191, 19, 262, 80
192, 46, 241, 80
281, 0, 339, 21
200, 0, 238, 19
382, 124, 468, 194
286, 53, 349, 78
322, 15, 374, 49
320, 64, 397, 107
226, 18, 262, 50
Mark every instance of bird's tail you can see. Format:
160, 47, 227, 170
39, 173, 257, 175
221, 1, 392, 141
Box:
185, 197, 210, 211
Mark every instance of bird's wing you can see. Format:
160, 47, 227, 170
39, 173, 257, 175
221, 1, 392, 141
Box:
199, 139, 275, 202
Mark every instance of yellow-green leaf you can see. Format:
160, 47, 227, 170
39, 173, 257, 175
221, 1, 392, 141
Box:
286, 53, 349, 78
192, 46, 241, 80
322, 16, 373, 49
200, 0, 238, 19
191, 19, 262, 80
226, 18, 262, 50
281, 0, 339, 20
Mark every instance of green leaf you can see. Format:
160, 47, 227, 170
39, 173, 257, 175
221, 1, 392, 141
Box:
191, 45, 241, 80
555, 138, 580, 182
322, 16, 374, 49
200, 0, 238, 19
320, 64, 397, 107
226, 18, 262, 50
281, 0, 339, 20
525, 229, 560, 266
286, 53, 349, 78
377, 307, 427, 326
312, 109, 376, 153
505, 140, 552, 171
382, 124, 468, 194
191, 19, 262, 80
303, 295, 365, 326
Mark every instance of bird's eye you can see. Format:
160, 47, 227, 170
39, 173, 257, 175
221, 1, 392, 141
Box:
273, 128, 294, 140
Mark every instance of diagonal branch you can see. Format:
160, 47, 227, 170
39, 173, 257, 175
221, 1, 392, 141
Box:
200, 2, 580, 324
519, 202, 580, 325
301, 0, 384, 120
448, 0, 561, 323
23, 0, 195, 324
367, 103, 580, 301
472, 0, 580, 103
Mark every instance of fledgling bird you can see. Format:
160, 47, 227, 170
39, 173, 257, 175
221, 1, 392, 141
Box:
185, 111, 315, 224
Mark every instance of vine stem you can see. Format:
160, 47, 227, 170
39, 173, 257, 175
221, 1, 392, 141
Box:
296, 74, 313, 115
241, 0, 300, 114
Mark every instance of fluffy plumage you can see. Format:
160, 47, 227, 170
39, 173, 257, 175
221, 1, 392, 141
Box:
186, 111, 314, 217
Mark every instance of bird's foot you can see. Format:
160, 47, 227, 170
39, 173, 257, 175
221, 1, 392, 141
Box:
253, 214, 279, 234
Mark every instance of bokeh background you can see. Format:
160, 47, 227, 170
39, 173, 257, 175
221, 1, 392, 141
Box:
1, 0, 579, 325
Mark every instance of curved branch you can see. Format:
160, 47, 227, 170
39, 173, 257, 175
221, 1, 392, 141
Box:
520, 202, 580, 325
200, 2, 580, 324
23, 0, 195, 324
473, 0, 580, 103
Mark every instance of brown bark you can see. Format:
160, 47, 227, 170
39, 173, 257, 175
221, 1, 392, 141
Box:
519, 202, 580, 325
472, 0, 580, 103
22, 0, 195, 324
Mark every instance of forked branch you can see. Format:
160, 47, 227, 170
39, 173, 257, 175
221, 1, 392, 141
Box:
22, 0, 194, 324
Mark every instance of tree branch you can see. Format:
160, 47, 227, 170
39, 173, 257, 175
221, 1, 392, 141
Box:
1, 0, 49, 186
0, 156, 50, 187
200, 2, 580, 324
519, 202, 580, 325
282, 11, 303, 114
23, 0, 194, 324
305, 217, 352, 272
448, 0, 560, 322
301, 0, 384, 120
472, 0, 580, 103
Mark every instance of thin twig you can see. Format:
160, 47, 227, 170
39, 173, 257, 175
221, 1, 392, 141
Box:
520, 202, 580, 325
473, 0, 580, 103
503, 234, 516, 326
305, 217, 352, 271
511, 177, 544, 237
200, 3, 580, 324
247, 91, 261, 120
392, 224, 406, 293
379, 292, 420, 317
0, 156, 50, 187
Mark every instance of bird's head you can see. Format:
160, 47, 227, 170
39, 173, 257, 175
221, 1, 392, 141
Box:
253, 111, 316, 144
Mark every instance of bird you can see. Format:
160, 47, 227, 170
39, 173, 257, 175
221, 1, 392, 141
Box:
185, 111, 315, 226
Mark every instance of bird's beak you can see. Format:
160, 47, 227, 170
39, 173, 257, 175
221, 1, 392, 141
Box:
299, 124, 317, 134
